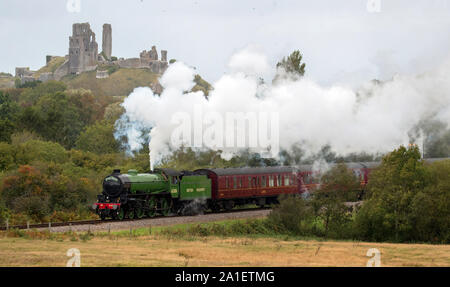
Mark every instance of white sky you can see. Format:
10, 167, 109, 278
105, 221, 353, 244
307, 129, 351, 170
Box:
1, 0, 450, 85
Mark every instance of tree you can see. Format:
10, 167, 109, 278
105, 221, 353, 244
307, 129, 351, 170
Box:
75, 121, 120, 154
18, 91, 88, 148
1, 165, 51, 221
191, 74, 212, 98
354, 145, 430, 242
0, 143, 15, 171
273, 50, 306, 83
0, 91, 19, 143
409, 160, 450, 242
311, 163, 360, 237
18, 80, 66, 105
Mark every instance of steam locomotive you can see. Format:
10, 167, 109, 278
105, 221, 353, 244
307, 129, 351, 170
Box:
94, 158, 448, 220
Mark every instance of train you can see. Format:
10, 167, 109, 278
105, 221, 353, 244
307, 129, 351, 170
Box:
94, 158, 448, 220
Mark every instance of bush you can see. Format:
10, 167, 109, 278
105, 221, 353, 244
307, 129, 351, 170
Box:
267, 195, 315, 236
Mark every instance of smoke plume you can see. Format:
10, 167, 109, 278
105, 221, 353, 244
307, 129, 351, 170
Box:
115, 47, 450, 169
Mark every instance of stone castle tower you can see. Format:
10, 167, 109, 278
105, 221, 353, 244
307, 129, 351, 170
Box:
68, 23, 98, 74
102, 24, 112, 60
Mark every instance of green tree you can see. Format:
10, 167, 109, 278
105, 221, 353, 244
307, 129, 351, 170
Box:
311, 163, 360, 237
191, 74, 212, 98
273, 50, 306, 83
0, 143, 15, 171
0, 91, 19, 143
18, 80, 66, 105
75, 121, 120, 154
355, 145, 429, 242
409, 160, 450, 242
19, 92, 83, 148
14, 140, 68, 165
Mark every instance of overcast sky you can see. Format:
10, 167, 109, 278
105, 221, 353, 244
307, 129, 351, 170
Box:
1, 0, 450, 85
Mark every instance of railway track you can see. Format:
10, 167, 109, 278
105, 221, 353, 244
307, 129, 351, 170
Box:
0, 207, 272, 231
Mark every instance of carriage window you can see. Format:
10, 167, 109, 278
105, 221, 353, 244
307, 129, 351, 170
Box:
269, 175, 274, 187
262, 176, 266, 187
277, 175, 281, 186
239, 177, 243, 188
284, 175, 290, 186
290, 175, 295, 185
233, 176, 237, 189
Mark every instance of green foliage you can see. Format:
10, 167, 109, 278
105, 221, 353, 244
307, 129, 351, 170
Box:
0, 91, 19, 143
273, 50, 306, 83
408, 160, 450, 242
75, 121, 120, 154
354, 145, 447, 242
0, 142, 15, 171
15, 80, 42, 89
18, 81, 66, 104
192, 74, 212, 97
169, 59, 176, 64
0, 163, 95, 222
310, 163, 360, 237
18, 89, 99, 149
15, 140, 68, 165
268, 195, 316, 236
106, 65, 119, 75
103, 102, 125, 124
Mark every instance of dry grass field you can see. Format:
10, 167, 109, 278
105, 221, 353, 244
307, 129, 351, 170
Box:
0, 233, 449, 267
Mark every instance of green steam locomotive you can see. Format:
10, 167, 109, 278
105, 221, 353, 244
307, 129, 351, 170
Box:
94, 168, 212, 220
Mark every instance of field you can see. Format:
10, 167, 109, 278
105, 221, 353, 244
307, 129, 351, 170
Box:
0, 220, 449, 267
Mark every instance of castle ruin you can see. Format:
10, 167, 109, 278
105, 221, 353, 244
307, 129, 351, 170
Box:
16, 22, 169, 82
102, 24, 112, 60
68, 23, 98, 74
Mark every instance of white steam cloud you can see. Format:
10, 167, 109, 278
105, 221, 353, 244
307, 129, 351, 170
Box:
115, 47, 450, 169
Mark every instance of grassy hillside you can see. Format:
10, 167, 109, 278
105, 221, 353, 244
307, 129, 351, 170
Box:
34, 56, 66, 78
61, 68, 160, 99
0, 77, 15, 89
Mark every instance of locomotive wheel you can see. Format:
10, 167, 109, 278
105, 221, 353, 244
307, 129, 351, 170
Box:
117, 208, 125, 220
147, 197, 157, 218
135, 207, 145, 219
210, 203, 220, 213
127, 208, 135, 220
160, 198, 172, 217
224, 200, 234, 211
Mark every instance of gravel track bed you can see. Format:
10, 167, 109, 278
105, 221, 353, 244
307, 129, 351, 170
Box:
40, 209, 272, 233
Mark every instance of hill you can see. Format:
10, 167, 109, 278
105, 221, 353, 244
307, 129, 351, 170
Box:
0, 73, 14, 89
61, 68, 160, 100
